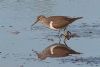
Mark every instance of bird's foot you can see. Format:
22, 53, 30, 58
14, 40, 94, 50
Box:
63, 31, 71, 41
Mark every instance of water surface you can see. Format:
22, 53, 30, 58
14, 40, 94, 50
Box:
0, 0, 100, 67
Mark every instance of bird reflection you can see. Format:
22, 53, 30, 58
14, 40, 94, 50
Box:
32, 42, 81, 60
59, 31, 71, 43
59, 32, 79, 46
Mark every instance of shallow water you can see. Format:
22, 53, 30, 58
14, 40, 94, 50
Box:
0, 0, 100, 67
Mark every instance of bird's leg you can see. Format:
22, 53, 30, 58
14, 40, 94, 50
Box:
58, 30, 60, 35
63, 27, 68, 36
64, 31, 71, 41
63, 39, 69, 47
63, 40, 74, 51
58, 30, 61, 43
63, 27, 71, 41
63, 27, 68, 41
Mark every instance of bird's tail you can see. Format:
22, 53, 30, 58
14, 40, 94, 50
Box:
71, 51, 82, 54
73, 17, 83, 20
70, 17, 83, 23
68, 48, 82, 54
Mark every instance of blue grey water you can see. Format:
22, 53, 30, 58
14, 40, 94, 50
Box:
0, 0, 100, 67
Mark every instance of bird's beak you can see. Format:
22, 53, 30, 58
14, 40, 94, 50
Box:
31, 20, 38, 30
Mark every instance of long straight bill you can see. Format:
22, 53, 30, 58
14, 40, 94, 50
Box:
31, 21, 38, 30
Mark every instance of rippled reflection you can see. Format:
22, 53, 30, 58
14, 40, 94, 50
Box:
32, 42, 80, 60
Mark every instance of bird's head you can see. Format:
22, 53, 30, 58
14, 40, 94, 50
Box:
31, 15, 46, 30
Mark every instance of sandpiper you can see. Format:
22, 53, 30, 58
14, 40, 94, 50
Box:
32, 43, 80, 60
31, 15, 83, 40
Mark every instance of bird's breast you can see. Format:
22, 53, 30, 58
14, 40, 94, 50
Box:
49, 21, 59, 30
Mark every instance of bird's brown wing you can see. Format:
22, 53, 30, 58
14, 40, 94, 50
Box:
52, 46, 70, 57
47, 16, 73, 29
53, 45, 80, 55
48, 16, 73, 21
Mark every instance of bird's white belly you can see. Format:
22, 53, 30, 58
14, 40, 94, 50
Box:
49, 21, 59, 30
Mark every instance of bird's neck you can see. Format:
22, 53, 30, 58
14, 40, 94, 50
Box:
41, 18, 50, 27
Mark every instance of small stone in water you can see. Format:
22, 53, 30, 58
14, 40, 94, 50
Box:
9, 25, 13, 27
10, 31, 20, 35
